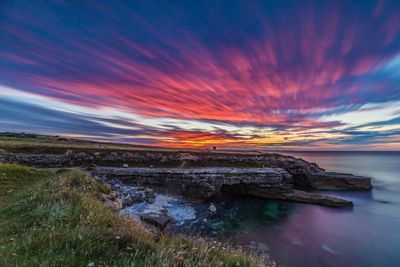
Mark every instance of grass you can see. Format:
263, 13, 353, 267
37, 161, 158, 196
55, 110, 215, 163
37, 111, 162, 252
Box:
0, 164, 272, 267
0, 133, 266, 155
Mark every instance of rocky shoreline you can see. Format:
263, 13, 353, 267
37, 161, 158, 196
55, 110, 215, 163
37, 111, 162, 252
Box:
0, 149, 372, 208
94, 167, 353, 207
96, 175, 199, 231
0, 149, 372, 188
1, 146, 375, 249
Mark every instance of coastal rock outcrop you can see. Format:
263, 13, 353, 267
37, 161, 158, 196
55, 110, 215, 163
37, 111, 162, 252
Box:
275, 190, 353, 207
0, 149, 372, 191
94, 167, 353, 207
94, 167, 293, 199
309, 172, 372, 190
1, 148, 373, 209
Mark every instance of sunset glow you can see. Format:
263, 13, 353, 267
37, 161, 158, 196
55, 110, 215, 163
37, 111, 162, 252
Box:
1, 0, 400, 150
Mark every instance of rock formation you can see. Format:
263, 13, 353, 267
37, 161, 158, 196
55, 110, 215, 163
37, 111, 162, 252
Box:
309, 172, 372, 190
0, 149, 372, 207
94, 167, 352, 207
0, 149, 372, 191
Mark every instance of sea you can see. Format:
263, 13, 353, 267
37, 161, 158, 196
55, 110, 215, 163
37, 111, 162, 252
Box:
203, 151, 400, 267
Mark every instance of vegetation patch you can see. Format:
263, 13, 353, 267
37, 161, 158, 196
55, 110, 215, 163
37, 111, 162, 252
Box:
0, 164, 272, 267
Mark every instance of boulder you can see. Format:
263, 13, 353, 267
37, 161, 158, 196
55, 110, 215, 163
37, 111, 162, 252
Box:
144, 189, 156, 203
209, 203, 217, 212
130, 192, 145, 203
121, 194, 144, 207
140, 212, 174, 230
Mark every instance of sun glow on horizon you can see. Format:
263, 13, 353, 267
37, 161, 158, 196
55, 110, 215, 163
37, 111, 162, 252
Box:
1, 1, 400, 150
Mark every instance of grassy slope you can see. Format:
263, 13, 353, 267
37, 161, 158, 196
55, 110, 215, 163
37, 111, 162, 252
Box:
0, 134, 263, 155
0, 164, 271, 267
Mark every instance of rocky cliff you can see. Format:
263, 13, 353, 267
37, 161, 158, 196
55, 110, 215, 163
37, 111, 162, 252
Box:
94, 167, 293, 199
0, 149, 372, 191
93, 167, 353, 207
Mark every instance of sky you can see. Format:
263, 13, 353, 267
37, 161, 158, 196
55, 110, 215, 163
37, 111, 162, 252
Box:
0, 0, 400, 150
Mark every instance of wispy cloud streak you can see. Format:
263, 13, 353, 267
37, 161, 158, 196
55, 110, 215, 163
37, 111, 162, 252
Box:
0, 0, 400, 150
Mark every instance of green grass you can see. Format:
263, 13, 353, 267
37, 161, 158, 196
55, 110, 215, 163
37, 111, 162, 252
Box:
0, 164, 272, 267
0, 133, 267, 155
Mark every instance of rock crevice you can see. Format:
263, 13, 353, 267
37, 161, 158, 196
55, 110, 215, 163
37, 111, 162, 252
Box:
94, 167, 352, 207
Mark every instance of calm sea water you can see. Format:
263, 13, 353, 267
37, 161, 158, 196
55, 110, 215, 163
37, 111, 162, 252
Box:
206, 151, 400, 267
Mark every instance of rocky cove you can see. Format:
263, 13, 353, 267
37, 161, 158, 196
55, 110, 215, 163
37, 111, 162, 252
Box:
0, 149, 373, 234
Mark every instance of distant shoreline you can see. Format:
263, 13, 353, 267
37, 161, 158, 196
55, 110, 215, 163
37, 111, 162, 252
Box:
1, 132, 399, 153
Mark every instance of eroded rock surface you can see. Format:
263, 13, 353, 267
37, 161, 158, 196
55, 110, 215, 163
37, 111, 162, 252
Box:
1, 149, 372, 207
0, 149, 372, 191
309, 172, 372, 190
94, 167, 292, 199
94, 167, 353, 207
277, 190, 353, 207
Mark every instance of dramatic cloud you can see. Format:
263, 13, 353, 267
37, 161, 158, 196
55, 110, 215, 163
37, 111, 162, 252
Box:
0, 0, 399, 150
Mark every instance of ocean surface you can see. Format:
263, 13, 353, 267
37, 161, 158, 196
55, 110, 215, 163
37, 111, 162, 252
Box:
204, 151, 400, 267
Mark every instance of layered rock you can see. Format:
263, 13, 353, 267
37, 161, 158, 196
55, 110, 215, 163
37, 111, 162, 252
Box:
94, 167, 292, 199
94, 167, 352, 207
0, 149, 372, 191
309, 172, 372, 190
274, 190, 352, 207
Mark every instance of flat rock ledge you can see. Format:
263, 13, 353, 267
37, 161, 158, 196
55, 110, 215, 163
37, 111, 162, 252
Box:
94, 167, 353, 208
0, 150, 372, 190
277, 190, 352, 207
309, 172, 372, 190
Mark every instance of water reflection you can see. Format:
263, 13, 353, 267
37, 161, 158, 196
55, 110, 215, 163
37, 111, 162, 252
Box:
199, 152, 400, 267
203, 198, 294, 238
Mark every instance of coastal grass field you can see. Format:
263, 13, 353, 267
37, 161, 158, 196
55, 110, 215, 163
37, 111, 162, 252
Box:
0, 132, 180, 153
0, 132, 263, 155
0, 163, 270, 267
